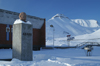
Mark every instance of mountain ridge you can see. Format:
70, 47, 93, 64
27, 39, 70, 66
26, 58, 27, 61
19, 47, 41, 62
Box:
71, 19, 99, 27
46, 14, 100, 39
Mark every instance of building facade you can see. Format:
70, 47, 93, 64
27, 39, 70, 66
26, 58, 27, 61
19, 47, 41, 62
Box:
0, 9, 45, 50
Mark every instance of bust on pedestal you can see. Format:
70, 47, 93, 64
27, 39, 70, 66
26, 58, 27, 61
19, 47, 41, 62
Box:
12, 12, 33, 61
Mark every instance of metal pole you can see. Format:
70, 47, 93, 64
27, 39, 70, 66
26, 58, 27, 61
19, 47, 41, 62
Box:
50, 25, 54, 48
53, 27, 54, 48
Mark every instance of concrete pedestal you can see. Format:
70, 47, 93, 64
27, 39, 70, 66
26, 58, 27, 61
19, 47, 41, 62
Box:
12, 23, 33, 61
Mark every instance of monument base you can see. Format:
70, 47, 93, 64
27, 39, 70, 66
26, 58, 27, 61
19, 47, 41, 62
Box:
13, 23, 33, 61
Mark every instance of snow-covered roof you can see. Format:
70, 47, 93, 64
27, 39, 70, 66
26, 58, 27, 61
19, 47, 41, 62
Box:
0, 9, 45, 29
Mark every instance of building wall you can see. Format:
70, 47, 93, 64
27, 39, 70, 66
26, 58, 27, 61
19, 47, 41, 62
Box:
0, 9, 45, 48
33, 19, 46, 47
33, 28, 41, 47
40, 19, 45, 47
0, 24, 12, 46
0, 23, 45, 48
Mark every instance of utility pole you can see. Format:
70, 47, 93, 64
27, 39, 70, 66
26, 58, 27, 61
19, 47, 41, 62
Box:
50, 25, 55, 48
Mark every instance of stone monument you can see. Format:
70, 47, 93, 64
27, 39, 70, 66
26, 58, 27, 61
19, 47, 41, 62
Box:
12, 12, 33, 61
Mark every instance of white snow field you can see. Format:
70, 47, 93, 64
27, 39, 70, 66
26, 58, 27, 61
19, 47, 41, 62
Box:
0, 46, 100, 66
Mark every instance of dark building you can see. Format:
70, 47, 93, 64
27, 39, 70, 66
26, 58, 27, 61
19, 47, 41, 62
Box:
0, 9, 45, 50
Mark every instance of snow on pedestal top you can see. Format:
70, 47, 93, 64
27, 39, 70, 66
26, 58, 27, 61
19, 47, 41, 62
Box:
14, 19, 31, 24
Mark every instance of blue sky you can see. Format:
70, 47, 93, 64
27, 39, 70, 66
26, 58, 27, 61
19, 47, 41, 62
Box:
0, 0, 100, 22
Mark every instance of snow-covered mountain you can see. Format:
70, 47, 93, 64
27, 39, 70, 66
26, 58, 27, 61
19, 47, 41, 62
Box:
71, 19, 99, 27
46, 14, 100, 39
76, 29, 100, 40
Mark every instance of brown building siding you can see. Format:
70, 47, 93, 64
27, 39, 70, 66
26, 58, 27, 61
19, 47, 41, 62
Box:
40, 19, 45, 47
0, 24, 12, 45
33, 29, 41, 46
33, 19, 45, 47
0, 21, 45, 48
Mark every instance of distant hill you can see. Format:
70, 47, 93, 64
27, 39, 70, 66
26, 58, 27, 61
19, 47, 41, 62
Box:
71, 19, 99, 27
46, 14, 100, 40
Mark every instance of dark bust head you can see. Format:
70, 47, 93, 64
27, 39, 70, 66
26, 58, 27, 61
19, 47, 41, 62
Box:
19, 12, 26, 22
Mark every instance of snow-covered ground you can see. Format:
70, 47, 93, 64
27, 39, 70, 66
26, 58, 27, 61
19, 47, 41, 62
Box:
0, 46, 100, 66
46, 29, 100, 46
0, 14, 100, 66
0, 30, 100, 66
